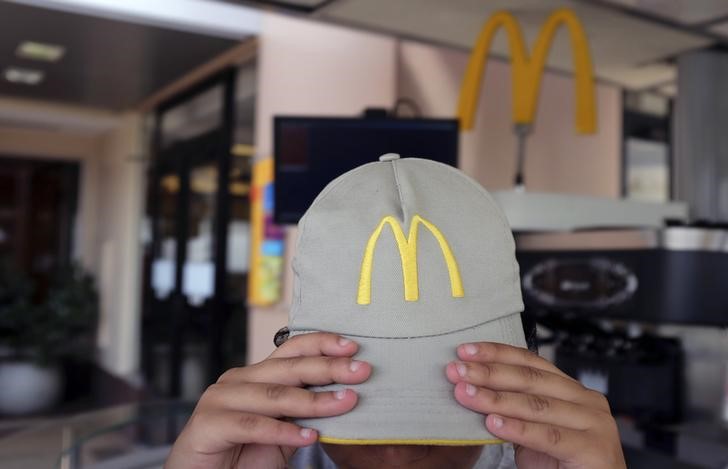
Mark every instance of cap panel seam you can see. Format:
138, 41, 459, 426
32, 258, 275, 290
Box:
289, 309, 523, 339
391, 159, 405, 220
403, 158, 520, 295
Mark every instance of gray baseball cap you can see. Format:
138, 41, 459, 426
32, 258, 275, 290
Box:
289, 154, 526, 445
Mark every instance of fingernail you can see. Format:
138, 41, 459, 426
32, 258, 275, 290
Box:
334, 389, 347, 400
455, 362, 467, 377
300, 428, 315, 439
349, 360, 363, 372
491, 415, 504, 429
463, 343, 478, 356
338, 337, 351, 347
465, 383, 477, 396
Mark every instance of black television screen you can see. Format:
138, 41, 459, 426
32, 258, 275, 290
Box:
273, 116, 458, 224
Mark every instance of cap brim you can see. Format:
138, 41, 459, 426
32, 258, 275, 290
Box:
293, 312, 527, 446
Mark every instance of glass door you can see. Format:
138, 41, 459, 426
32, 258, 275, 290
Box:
141, 69, 249, 399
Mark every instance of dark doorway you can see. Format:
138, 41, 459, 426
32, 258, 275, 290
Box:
0, 157, 79, 297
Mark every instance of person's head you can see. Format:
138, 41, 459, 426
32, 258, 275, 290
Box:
287, 154, 527, 457
322, 443, 483, 469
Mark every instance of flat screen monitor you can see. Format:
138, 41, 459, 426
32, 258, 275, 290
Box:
273, 116, 458, 224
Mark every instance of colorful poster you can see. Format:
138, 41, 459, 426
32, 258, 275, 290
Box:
248, 158, 285, 306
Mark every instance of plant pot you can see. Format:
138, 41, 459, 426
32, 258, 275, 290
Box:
0, 360, 64, 415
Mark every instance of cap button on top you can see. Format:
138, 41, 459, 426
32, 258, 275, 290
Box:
379, 153, 400, 162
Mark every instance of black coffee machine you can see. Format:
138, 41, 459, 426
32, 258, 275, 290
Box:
516, 226, 728, 425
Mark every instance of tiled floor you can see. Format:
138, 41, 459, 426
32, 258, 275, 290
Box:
0, 403, 187, 468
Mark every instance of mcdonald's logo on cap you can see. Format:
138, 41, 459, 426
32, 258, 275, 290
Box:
457, 8, 596, 133
357, 214, 464, 305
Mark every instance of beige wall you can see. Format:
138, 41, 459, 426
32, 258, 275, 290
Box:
397, 40, 622, 197
248, 12, 398, 364
94, 113, 146, 377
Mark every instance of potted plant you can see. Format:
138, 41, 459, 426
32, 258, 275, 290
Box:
0, 260, 98, 415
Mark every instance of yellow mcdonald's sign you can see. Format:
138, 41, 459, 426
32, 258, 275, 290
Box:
357, 214, 464, 305
457, 8, 596, 134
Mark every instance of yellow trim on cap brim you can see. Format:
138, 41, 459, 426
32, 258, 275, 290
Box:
319, 436, 505, 446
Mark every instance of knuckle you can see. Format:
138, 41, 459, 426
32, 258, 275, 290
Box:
490, 390, 504, 404
512, 419, 527, 437
309, 389, 324, 404
309, 392, 329, 417
547, 426, 563, 446
323, 356, 339, 370
527, 395, 550, 413
480, 363, 495, 380
237, 413, 260, 432
266, 384, 289, 401
279, 356, 300, 370
520, 365, 544, 382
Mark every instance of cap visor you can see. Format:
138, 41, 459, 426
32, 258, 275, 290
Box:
293, 312, 527, 446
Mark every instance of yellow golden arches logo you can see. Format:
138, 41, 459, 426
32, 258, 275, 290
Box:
357, 214, 464, 305
457, 8, 596, 134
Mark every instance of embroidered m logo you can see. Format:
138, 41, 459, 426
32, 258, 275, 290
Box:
357, 214, 464, 305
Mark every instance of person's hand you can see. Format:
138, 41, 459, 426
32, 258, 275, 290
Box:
165, 332, 371, 469
446, 342, 626, 469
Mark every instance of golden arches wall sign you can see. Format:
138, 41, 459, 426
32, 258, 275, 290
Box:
357, 215, 464, 305
457, 8, 597, 134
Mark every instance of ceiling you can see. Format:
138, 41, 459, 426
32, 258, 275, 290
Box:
0, 1, 244, 110
311, 0, 722, 91
234, 0, 728, 93
601, 0, 728, 25
2, 0, 727, 113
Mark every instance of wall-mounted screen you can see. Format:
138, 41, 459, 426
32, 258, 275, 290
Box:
273, 116, 458, 224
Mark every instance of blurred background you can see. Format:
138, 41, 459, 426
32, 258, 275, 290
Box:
0, 0, 727, 467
